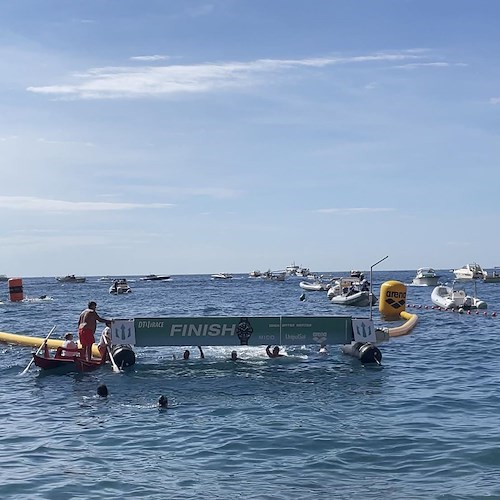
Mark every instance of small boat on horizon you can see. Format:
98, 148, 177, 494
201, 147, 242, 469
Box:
140, 274, 171, 281
452, 263, 486, 280
211, 273, 233, 279
411, 267, 440, 286
56, 275, 86, 283
483, 268, 500, 283
109, 279, 132, 294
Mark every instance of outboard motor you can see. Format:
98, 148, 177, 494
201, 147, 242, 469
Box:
341, 342, 382, 365
112, 344, 136, 367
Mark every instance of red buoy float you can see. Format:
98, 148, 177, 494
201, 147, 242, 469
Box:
8, 277, 24, 302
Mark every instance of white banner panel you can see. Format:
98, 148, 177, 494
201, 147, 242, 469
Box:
111, 319, 136, 345
352, 318, 377, 343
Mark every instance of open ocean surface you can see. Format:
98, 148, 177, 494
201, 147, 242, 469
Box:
1, 270, 500, 499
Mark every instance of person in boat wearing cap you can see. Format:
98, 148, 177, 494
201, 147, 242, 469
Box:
60, 332, 78, 357
266, 345, 284, 358
78, 301, 111, 361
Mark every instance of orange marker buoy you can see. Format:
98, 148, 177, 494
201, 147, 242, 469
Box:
8, 277, 24, 302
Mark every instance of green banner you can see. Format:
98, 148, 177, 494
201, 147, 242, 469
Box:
132, 316, 354, 347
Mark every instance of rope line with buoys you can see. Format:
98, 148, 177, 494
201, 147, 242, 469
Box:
406, 303, 497, 317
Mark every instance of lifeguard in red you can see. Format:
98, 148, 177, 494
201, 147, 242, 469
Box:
78, 301, 110, 360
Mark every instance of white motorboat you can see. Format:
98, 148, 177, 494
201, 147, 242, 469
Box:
109, 279, 132, 294
350, 270, 364, 278
299, 280, 331, 292
452, 263, 486, 280
431, 284, 487, 310
330, 290, 376, 307
285, 262, 300, 276
249, 270, 262, 277
140, 274, 171, 281
56, 275, 86, 283
262, 270, 286, 281
411, 267, 440, 286
327, 277, 376, 306
211, 273, 233, 279
296, 267, 311, 278
483, 269, 500, 283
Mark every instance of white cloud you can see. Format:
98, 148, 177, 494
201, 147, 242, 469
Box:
490, 97, 500, 104
0, 196, 173, 212
395, 62, 467, 70
26, 51, 425, 100
130, 55, 170, 62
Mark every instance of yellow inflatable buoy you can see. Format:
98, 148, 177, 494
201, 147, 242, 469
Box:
378, 280, 418, 337
0, 331, 100, 357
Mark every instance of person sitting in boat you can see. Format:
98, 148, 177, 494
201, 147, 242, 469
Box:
346, 284, 357, 296
266, 345, 284, 358
360, 279, 369, 292
98, 326, 112, 361
60, 332, 78, 357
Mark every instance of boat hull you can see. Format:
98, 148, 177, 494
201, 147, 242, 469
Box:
412, 277, 440, 286
33, 354, 76, 370
299, 281, 330, 292
330, 291, 376, 307
33, 354, 105, 372
431, 285, 487, 310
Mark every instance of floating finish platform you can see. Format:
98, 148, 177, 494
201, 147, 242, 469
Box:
110, 315, 385, 347
1, 316, 387, 352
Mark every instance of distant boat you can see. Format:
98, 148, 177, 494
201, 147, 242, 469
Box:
261, 270, 286, 281
452, 263, 486, 280
483, 269, 500, 283
299, 280, 331, 292
140, 274, 171, 281
411, 268, 440, 286
0, 274, 8, 282
211, 273, 233, 279
285, 262, 300, 276
109, 279, 132, 294
327, 277, 376, 306
350, 270, 364, 278
56, 275, 86, 283
431, 284, 487, 310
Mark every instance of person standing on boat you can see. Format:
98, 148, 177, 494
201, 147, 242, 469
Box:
78, 301, 111, 361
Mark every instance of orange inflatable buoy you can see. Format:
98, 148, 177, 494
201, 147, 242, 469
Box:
8, 277, 24, 302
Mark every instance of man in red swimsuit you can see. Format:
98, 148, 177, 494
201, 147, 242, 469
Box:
78, 301, 111, 360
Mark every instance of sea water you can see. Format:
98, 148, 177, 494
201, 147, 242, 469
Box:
1, 271, 499, 499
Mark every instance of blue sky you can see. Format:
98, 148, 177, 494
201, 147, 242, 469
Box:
1, 0, 499, 277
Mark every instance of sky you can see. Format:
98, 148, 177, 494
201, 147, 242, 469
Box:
1, 0, 499, 277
